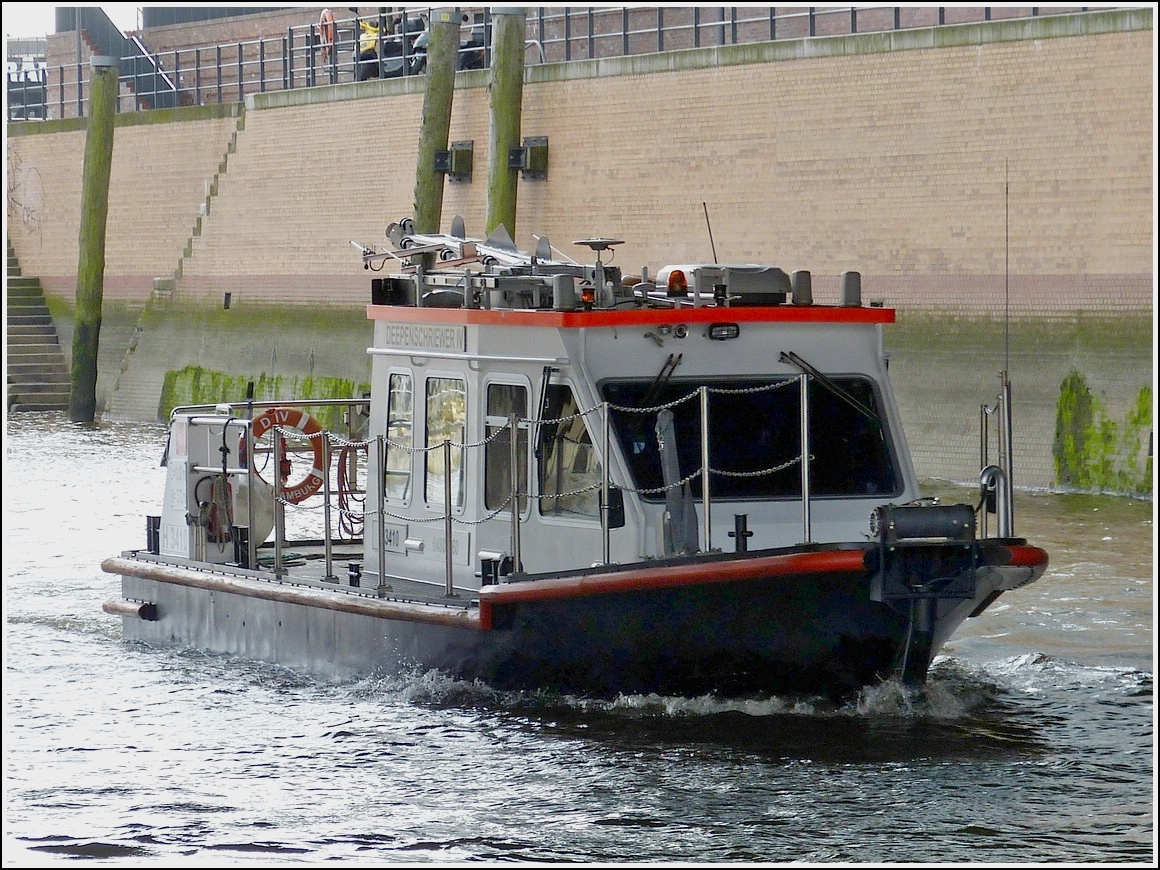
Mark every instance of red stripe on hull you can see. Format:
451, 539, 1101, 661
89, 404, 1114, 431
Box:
477, 549, 868, 629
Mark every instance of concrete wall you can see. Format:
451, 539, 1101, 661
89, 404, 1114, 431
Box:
5, 9, 1153, 491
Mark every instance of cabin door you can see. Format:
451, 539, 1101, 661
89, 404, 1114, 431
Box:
524, 379, 606, 572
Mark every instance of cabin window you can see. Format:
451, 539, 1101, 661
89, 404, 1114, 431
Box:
425, 376, 466, 508
484, 383, 528, 513
601, 376, 900, 501
383, 372, 413, 501
537, 383, 601, 519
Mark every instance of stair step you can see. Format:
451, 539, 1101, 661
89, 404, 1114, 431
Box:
8, 380, 71, 394
8, 323, 62, 338
6, 279, 42, 295
8, 336, 63, 350
8, 354, 69, 368
7, 343, 67, 356
7, 314, 54, 327
6, 244, 73, 416
6, 299, 50, 310
8, 360, 69, 376
7, 313, 53, 327
8, 403, 71, 413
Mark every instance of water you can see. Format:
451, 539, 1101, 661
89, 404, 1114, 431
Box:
3, 414, 1154, 865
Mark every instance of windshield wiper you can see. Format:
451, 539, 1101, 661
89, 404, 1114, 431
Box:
642, 352, 682, 407
779, 351, 878, 422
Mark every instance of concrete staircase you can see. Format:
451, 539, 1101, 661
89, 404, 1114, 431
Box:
7, 240, 70, 412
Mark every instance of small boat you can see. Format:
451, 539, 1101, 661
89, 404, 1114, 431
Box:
102, 224, 1049, 699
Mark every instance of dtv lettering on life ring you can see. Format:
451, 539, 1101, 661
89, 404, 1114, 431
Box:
250, 407, 327, 503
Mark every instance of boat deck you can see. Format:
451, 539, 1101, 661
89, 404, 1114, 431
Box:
127, 539, 482, 611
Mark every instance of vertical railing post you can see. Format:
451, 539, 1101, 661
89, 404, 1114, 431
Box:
998, 370, 1015, 533
306, 25, 314, 87
259, 38, 266, 92
195, 48, 202, 104
509, 414, 522, 573
245, 424, 257, 570
273, 427, 285, 575
443, 439, 455, 596
799, 373, 812, 543
700, 386, 711, 554
216, 45, 223, 103
172, 50, 182, 107
75, 60, 84, 117
563, 7, 572, 61
376, 9, 387, 73
322, 430, 336, 580
601, 403, 611, 564
328, 23, 335, 84
376, 435, 389, 596
236, 42, 244, 101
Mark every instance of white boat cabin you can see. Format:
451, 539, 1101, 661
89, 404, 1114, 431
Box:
358, 247, 922, 593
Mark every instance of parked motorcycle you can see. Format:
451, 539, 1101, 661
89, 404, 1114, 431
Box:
410, 18, 487, 74
353, 14, 425, 80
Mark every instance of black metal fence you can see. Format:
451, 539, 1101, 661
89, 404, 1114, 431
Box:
7, 6, 1096, 121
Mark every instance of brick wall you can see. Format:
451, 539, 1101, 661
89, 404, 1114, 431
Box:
7, 107, 242, 299
176, 17, 1152, 319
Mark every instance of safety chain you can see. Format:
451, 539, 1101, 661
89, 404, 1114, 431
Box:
708, 380, 797, 397
264, 385, 807, 522
269, 419, 514, 453
710, 456, 803, 478
267, 382, 793, 451
603, 391, 699, 416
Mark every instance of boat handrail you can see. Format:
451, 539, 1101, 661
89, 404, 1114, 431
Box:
169, 396, 370, 421
236, 382, 815, 579
204, 365, 1017, 586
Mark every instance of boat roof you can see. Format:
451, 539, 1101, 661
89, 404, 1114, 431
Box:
358, 223, 894, 328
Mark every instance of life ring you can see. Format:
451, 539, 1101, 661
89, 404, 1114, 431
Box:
250, 407, 327, 504
319, 8, 336, 63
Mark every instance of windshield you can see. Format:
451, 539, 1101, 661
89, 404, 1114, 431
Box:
600, 376, 901, 501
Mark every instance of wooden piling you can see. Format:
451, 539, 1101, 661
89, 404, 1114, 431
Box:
485, 8, 527, 241
69, 56, 118, 423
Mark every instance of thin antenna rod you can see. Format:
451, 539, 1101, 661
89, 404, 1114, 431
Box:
703, 202, 718, 264
1004, 159, 1010, 372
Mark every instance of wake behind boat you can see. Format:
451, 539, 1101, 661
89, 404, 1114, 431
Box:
102, 223, 1048, 699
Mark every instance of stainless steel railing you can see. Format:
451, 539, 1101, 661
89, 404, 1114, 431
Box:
9, 6, 1098, 121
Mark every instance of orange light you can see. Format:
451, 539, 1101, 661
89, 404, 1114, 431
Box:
580, 285, 596, 307
666, 269, 688, 297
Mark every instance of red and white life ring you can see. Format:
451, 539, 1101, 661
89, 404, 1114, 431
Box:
250, 407, 327, 504
319, 8, 337, 63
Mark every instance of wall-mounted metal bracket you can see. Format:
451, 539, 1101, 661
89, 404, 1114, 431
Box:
507, 135, 548, 180
435, 140, 474, 183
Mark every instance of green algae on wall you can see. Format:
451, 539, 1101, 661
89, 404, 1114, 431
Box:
160, 365, 370, 432
1053, 370, 1152, 496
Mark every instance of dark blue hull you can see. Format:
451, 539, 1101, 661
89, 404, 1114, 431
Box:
104, 541, 1048, 699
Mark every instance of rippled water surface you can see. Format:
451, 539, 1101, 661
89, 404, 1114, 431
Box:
3, 415, 1154, 865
